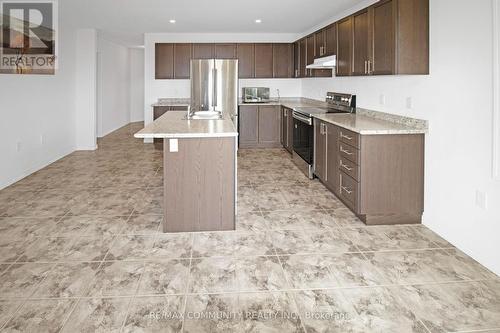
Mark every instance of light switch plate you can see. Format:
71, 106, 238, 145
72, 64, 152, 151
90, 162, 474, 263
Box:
475, 190, 487, 209
169, 139, 178, 152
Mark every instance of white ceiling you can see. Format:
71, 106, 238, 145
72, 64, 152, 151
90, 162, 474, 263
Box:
63, 0, 370, 46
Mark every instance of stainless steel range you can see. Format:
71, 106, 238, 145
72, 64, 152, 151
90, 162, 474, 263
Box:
292, 92, 356, 179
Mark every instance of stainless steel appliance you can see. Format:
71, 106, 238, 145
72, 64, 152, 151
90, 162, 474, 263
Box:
242, 87, 270, 103
189, 59, 238, 126
292, 92, 356, 179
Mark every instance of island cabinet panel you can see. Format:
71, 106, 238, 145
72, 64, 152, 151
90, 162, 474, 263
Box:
273, 43, 293, 78
254, 43, 274, 78
324, 23, 337, 57
336, 17, 353, 76
155, 43, 174, 79
239, 105, 281, 148
164, 137, 236, 232
352, 9, 370, 76
236, 43, 255, 78
192, 43, 215, 59
173, 43, 192, 79
215, 43, 237, 59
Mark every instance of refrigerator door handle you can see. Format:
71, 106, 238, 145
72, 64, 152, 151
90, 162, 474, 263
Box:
212, 68, 218, 108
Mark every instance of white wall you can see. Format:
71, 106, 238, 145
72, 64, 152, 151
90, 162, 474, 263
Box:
0, 3, 77, 189
75, 29, 97, 149
129, 48, 145, 122
96, 37, 131, 137
302, 0, 500, 275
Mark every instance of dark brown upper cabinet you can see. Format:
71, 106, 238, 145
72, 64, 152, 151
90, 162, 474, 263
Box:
254, 43, 273, 78
192, 43, 215, 59
155, 43, 174, 79
336, 17, 353, 76
215, 44, 237, 59
173, 44, 192, 79
390, 0, 429, 74
352, 9, 370, 76
273, 43, 293, 78
293, 41, 300, 78
314, 29, 326, 58
349, 0, 429, 76
236, 43, 255, 78
324, 23, 337, 56
299, 38, 307, 77
306, 35, 315, 67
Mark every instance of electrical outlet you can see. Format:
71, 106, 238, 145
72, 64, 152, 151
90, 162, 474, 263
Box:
169, 139, 178, 152
406, 97, 413, 109
379, 94, 386, 105
16, 141, 22, 152
475, 190, 487, 209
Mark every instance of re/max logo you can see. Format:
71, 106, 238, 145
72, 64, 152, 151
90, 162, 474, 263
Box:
1, 1, 55, 55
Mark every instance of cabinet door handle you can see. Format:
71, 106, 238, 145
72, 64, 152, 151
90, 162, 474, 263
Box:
340, 162, 353, 171
368, 60, 372, 74
340, 147, 353, 155
341, 186, 353, 194
340, 132, 353, 140
364, 61, 367, 74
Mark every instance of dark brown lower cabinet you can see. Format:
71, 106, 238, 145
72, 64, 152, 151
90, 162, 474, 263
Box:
314, 120, 338, 190
314, 119, 327, 180
315, 119, 424, 225
239, 105, 281, 148
281, 107, 293, 153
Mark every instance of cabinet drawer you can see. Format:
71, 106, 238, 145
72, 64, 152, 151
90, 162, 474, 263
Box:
339, 171, 359, 212
338, 128, 360, 148
339, 142, 360, 164
338, 157, 359, 181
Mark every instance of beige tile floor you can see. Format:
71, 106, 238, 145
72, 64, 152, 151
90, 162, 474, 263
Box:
0, 122, 499, 332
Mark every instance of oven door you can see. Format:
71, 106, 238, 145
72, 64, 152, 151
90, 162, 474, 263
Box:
292, 112, 314, 165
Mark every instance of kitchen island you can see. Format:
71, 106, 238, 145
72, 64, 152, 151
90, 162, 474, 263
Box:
135, 111, 238, 233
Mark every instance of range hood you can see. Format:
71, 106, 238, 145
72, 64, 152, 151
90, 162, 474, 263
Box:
306, 55, 336, 69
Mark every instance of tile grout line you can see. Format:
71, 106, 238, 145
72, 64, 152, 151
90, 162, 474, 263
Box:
179, 234, 195, 333
272, 243, 309, 333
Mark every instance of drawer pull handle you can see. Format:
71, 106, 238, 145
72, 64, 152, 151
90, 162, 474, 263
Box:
340, 147, 353, 155
341, 163, 353, 171
341, 186, 353, 194
340, 133, 353, 140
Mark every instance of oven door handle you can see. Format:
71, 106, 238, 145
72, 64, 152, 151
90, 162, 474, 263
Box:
292, 112, 313, 126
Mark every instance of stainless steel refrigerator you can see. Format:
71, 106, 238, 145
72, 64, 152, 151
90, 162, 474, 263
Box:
189, 59, 238, 127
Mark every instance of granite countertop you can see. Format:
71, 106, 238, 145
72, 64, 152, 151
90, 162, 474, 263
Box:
150, 97, 427, 135
312, 113, 427, 135
134, 111, 238, 139
152, 98, 190, 107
